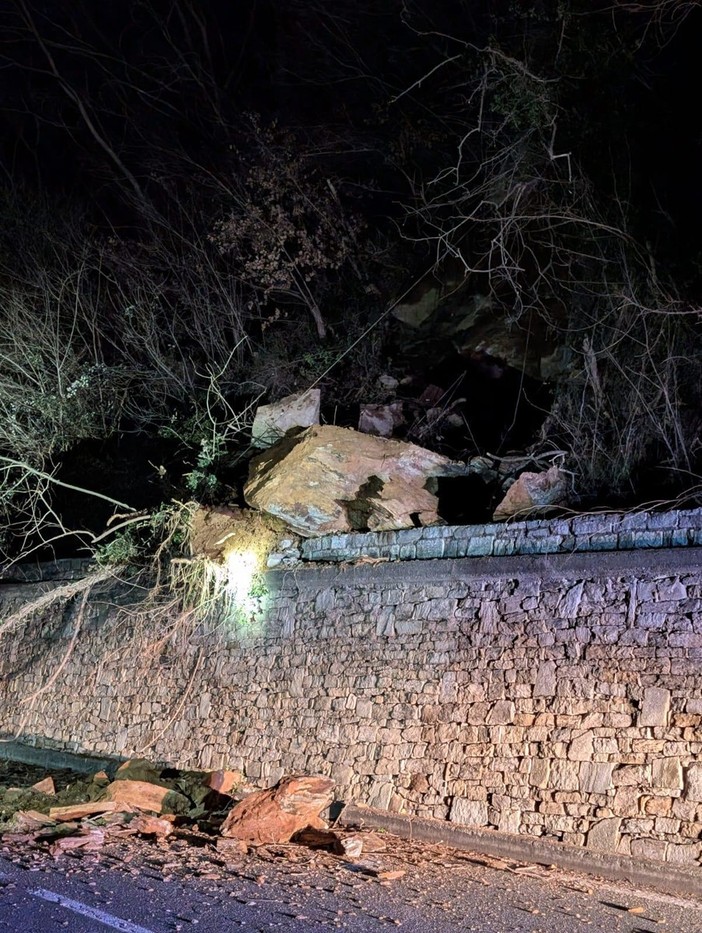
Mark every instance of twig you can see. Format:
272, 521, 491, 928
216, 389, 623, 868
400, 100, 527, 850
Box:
136, 646, 203, 753
0, 457, 135, 512
8, 587, 90, 741
389, 54, 461, 104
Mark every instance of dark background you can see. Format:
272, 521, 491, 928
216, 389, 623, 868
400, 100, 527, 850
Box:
1, 0, 701, 555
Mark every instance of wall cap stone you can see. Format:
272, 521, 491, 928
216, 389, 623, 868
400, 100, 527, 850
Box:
271, 546, 702, 593
301, 506, 702, 564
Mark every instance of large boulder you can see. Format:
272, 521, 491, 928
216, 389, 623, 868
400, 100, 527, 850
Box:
251, 388, 321, 449
244, 425, 464, 537
220, 774, 335, 845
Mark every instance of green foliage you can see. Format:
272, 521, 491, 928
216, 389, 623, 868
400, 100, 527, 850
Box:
0, 199, 130, 462
95, 529, 141, 568
184, 438, 224, 500
298, 347, 340, 384
95, 502, 194, 572
491, 69, 555, 132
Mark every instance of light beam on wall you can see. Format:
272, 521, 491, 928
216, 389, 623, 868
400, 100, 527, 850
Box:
222, 547, 259, 611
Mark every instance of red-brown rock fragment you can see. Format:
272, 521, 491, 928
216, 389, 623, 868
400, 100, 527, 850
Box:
220, 774, 335, 845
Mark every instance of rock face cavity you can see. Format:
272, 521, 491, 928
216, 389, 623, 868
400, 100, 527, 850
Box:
244, 424, 464, 537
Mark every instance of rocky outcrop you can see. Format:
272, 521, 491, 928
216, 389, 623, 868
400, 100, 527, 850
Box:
391, 262, 570, 381
251, 388, 321, 449
391, 260, 464, 328
220, 774, 334, 845
244, 425, 465, 537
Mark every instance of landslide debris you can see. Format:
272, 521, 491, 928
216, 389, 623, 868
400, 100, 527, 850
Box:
0, 757, 397, 876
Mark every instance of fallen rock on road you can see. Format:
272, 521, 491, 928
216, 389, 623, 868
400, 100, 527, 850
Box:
220, 774, 335, 845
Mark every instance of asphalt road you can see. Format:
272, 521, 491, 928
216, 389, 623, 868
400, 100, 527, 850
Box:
2, 840, 702, 933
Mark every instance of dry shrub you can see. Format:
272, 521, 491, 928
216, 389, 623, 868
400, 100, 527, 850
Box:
400, 29, 702, 500
211, 115, 367, 340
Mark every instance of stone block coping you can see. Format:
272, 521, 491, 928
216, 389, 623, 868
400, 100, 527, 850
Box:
300, 506, 702, 564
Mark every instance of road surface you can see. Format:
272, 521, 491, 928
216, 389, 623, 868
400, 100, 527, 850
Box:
1, 832, 701, 932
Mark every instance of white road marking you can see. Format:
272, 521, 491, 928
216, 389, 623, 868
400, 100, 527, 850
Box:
29, 887, 157, 933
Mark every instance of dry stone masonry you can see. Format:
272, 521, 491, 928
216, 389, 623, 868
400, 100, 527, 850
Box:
2, 508, 702, 870
297, 506, 702, 563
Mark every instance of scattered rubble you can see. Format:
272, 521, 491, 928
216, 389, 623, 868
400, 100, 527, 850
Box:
292, 827, 385, 859
358, 402, 405, 438
215, 835, 248, 860
49, 801, 121, 821
0, 759, 696, 931
204, 769, 243, 796
49, 827, 105, 857
30, 776, 55, 795
3, 809, 56, 834
0, 757, 412, 884
130, 814, 174, 838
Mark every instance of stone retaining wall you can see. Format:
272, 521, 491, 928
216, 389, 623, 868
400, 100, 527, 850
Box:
1, 513, 702, 869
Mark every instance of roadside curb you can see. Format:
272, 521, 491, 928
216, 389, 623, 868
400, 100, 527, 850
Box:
339, 802, 702, 898
0, 740, 119, 776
